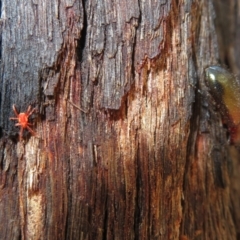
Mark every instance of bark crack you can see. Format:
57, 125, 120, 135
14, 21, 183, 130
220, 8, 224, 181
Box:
77, 0, 87, 62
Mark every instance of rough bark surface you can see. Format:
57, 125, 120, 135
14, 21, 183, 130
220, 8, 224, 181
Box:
0, 0, 239, 239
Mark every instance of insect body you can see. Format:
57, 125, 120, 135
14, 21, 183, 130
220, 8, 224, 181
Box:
205, 66, 240, 144
9, 105, 36, 140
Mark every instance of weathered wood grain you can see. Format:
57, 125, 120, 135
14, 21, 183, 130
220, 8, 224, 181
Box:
0, 0, 238, 239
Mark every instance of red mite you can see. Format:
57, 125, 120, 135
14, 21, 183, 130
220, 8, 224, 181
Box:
9, 105, 36, 140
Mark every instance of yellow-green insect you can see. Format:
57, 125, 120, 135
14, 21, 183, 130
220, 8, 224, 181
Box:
205, 65, 240, 144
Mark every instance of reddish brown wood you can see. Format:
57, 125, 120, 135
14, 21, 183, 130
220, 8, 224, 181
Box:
0, 0, 239, 239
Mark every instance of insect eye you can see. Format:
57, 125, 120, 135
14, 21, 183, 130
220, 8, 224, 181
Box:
205, 66, 232, 84
205, 67, 224, 100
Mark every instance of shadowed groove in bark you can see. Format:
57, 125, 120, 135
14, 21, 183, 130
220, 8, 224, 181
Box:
0, 0, 2, 60
77, 0, 87, 62
0, 0, 2, 134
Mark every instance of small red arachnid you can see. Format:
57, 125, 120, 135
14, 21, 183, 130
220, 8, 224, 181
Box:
9, 104, 36, 140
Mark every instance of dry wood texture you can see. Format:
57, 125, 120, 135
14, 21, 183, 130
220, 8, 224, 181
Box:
0, 0, 239, 239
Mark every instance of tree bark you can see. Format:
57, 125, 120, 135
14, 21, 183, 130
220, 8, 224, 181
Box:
0, 0, 239, 239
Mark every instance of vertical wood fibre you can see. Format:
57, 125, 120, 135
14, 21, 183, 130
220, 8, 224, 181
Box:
0, 0, 238, 239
